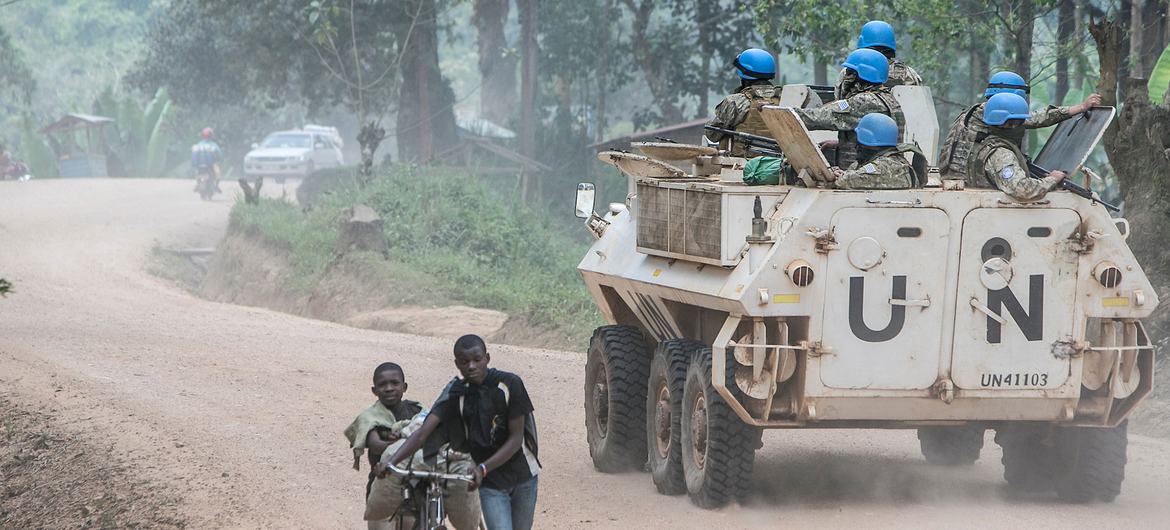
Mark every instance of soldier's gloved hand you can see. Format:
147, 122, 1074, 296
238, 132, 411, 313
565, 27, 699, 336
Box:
827, 168, 842, 183
1048, 170, 1068, 182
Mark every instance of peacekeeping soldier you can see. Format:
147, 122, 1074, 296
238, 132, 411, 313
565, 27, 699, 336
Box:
835, 20, 922, 99
940, 71, 1101, 178
828, 113, 920, 190
795, 48, 905, 169
705, 48, 782, 158
963, 93, 1067, 201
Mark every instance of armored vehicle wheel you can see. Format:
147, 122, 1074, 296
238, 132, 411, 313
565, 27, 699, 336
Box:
647, 339, 704, 495
680, 347, 754, 508
585, 325, 651, 472
917, 426, 985, 465
996, 425, 1058, 491
1052, 422, 1127, 503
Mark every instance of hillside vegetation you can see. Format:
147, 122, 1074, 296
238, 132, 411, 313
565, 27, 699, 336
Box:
230, 167, 603, 346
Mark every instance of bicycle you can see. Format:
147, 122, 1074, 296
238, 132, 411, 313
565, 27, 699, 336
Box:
386, 462, 476, 530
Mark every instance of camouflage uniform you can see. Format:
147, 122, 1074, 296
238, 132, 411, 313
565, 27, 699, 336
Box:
968, 134, 1060, 201
706, 83, 783, 158
794, 84, 905, 168
834, 58, 922, 99
939, 102, 1075, 179
833, 144, 920, 190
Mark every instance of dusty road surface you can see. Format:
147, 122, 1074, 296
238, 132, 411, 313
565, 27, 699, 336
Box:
2, 178, 1169, 529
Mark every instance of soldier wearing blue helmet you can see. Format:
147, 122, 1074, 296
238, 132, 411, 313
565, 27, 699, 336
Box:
827, 112, 922, 189
835, 20, 922, 99
705, 48, 783, 158
795, 48, 906, 169
959, 93, 1068, 201
940, 71, 1101, 180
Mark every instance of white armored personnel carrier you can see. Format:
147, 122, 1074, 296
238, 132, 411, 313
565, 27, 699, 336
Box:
576, 85, 1157, 508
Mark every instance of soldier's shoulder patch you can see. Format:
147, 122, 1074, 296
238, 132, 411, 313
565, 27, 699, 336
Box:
1000, 166, 1016, 181
863, 163, 878, 174
835, 100, 850, 112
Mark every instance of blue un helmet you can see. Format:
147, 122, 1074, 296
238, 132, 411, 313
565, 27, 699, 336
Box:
857, 20, 897, 51
734, 48, 776, 80
983, 93, 1031, 126
842, 48, 889, 84
984, 71, 1029, 99
855, 113, 899, 147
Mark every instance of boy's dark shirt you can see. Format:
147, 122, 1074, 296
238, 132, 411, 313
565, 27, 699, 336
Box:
365, 399, 423, 497
429, 368, 540, 490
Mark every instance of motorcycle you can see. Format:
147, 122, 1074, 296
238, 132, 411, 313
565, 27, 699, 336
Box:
194, 165, 220, 200
2, 160, 32, 182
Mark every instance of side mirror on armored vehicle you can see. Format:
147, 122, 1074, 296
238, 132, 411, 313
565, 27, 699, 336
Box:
575, 183, 596, 219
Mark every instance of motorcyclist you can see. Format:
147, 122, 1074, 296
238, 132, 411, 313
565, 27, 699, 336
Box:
191, 128, 223, 194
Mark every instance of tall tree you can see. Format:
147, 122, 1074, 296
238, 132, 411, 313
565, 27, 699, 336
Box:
394, 0, 459, 163
473, 0, 517, 125
1054, 0, 1075, 104
518, 0, 539, 198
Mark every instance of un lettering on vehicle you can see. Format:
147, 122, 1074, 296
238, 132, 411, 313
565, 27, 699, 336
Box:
950, 209, 1082, 391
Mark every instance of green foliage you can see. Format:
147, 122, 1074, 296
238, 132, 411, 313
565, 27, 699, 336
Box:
93, 87, 180, 177
19, 117, 57, 178
1149, 42, 1170, 104
231, 166, 602, 338
0, 278, 11, 297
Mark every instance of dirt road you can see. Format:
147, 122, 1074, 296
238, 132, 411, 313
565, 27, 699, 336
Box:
2, 179, 1169, 529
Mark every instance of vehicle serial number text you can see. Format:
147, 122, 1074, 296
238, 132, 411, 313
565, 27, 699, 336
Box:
980, 373, 1048, 388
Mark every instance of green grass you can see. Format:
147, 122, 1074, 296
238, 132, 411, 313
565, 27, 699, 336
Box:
230, 166, 603, 343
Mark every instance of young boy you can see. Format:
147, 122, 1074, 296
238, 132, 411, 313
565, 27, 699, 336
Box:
379, 335, 541, 530
345, 362, 423, 527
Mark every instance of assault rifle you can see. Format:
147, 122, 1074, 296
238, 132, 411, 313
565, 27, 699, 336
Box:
1026, 160, 1120, 212
703, 125, 784, 157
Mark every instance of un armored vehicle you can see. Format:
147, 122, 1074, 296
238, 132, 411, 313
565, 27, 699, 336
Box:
575, 85, 1157, 508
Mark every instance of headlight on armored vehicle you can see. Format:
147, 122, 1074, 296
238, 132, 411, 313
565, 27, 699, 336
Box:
786, 260, 815, 287
1094, 261, 1123, 288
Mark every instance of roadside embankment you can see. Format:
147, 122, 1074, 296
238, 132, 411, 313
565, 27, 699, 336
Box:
188, 167, 602, 349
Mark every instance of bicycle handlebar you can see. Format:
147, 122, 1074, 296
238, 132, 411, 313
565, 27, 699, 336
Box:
387, 463, 475, 484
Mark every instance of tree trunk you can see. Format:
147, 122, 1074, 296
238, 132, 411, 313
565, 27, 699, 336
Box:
1120, 0, 1133, 96
696, 0, 714, 119
626, 0, 683, 124
1013, 0, 1035, 81
1074, 0, 1088, 90
1055, 0, 1075, 105
396, 0, 459, 163
518, 0, 539, 199
1140, 0, 1166, 77
1131, 0, 1146, 78
473, 0, 517, 125
813, 57, 827, 86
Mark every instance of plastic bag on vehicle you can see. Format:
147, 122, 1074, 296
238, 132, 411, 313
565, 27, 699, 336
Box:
743, 155, 785, 185
365, 441, 482, 530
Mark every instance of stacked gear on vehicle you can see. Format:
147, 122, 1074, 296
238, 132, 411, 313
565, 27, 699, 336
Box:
583, 78, 1156, 509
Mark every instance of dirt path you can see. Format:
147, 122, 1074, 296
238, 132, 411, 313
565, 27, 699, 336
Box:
1, 179, 1169, 529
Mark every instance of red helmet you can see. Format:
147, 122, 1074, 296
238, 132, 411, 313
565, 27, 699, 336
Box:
201, 127, 214, 139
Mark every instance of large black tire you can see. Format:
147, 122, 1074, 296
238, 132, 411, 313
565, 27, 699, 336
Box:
679, 347, 755, 509
585, 325, 651, 473
647, 339, 704, 495
995, 425, 1058, 492
1052, 422, 1128, 503
917, 426, 985, 465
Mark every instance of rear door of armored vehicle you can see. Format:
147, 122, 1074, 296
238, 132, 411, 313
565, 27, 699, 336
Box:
951, 208, 1081, 391
818, 207, 951, 390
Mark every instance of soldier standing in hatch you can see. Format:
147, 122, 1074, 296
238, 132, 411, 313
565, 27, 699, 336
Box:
963, 93, 1068, 201
939, 71, 1101, 179
795, 48, 905, 169
704, 48, 782, 158
835, 20, 922, 99
828, 113, 920, 190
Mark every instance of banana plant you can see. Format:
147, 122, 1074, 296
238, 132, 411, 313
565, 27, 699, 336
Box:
1148, 42, 1170, 105
93, 87, 178, 177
